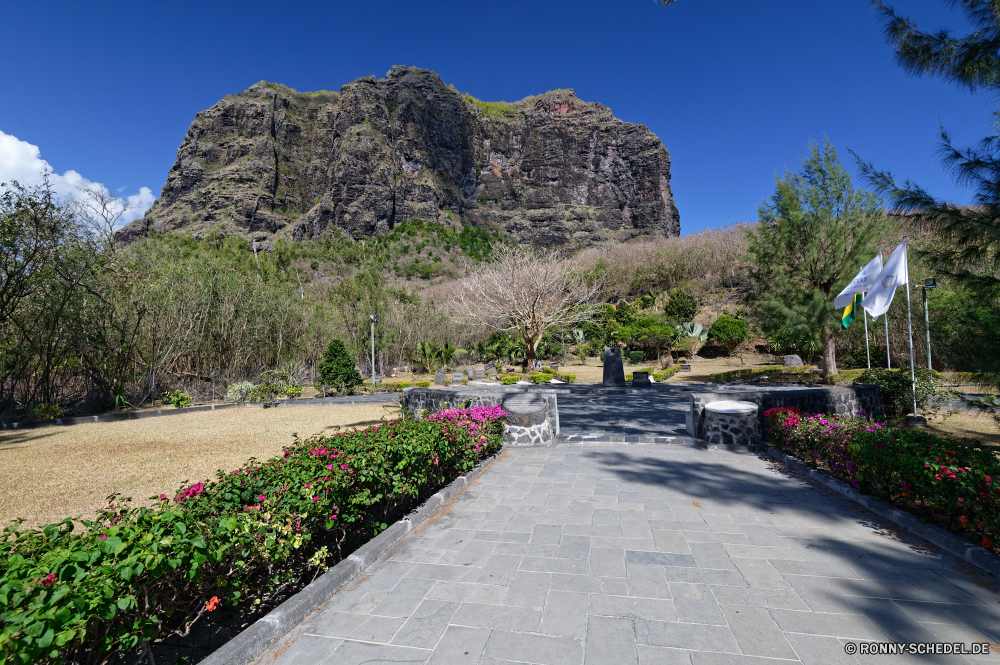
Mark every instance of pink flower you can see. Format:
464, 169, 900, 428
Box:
41, 573, 56, 586
340, 464, 348, 469
312, 496, 319, 502
327, 464, 333, 470
258, 494, 265, 502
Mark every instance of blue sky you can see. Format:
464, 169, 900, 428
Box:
0, 0, 992, 233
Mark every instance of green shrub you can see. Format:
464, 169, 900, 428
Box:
27, 403, 63, 420
652, 368, 678, 381
415, 380, 431, 388
0, 409, 507, 664
163, 390, 192, 408
386, 382, 413, 393
553, 372, 576, 383
530, 373, 552, 384
628, 350, 644, 364
317, 340, 363, 395
853, 367, 949, 418
663, 288, 698, 322
225, 381, 256, 403
763, 407, 998, 554
501, 375, 520, 385
708, 315, 749, 355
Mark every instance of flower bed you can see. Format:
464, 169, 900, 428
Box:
0, 406, 506, 665
763, 407, 999, 554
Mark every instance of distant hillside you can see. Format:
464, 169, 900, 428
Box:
123, 66, 680, 248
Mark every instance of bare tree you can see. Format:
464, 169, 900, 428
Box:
453, 243, 601, 368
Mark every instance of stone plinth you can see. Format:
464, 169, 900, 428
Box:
603, 348, 626, 387
703, 400, 760, 447
502, 393, 553, 446
632, 371, 651, 387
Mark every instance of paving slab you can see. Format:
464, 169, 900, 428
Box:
253, 444, 1000, 664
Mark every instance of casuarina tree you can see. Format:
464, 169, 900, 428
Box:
747, 139, 884, 377
317, 339, 362, 395
856, 1, 1000, 376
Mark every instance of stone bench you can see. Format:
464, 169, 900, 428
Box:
703, 400, 760, 447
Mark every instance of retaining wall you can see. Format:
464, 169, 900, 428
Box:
686, 384, 884, 439
400, 387, 559, 445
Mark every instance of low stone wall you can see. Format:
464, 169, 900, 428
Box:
400, 387, 559, 446
686, 385, 884, 439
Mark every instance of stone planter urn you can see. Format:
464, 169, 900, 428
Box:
703, 400, 760, 446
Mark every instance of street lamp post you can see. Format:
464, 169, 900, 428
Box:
916, 278, 936, 370
369, 314, 379, 393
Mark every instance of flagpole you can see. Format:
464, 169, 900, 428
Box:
863, 291, 871, 369
884, 312, 891, 369
903, 237, 918, 418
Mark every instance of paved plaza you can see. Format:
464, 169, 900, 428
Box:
255, 443, 1000, 665
556, 390, 690, 441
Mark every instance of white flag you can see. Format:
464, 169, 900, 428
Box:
862, 240, 909, 319
834, 252, 883, 309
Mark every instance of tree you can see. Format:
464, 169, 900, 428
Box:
317, 339, 362, 395
0, 179, 67, 326
708, 315, 750, 356
454, 243, 601, 368
662, 287, 697, 323
856, 1, 1000, 377
860, 1, 1000, 290
747, 140, 884, 377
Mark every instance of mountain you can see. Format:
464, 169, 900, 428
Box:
124, 66, 680, 247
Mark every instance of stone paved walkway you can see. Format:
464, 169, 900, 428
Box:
556, 390, 690, 441
256, 444, 1000, 665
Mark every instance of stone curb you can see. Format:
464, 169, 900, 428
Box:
765, 446, 1000, 579
0, 402, 242, 430
199, 452, 500, 665
558, 435, 700, 446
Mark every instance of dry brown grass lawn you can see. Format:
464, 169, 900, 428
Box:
0, 403, 399, 529
925, 410, 1000, 447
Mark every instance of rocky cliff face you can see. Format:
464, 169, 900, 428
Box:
127, 66, 680, 247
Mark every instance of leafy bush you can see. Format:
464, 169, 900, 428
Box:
386, 382, 413, 393
627, 350, 644, 364
0, 408, 507, 664
553, 372, 576, 383
663, 288, 697, 322
317, 340, 363, 395
530, 373, 553, 384
27, 403, 63, 420
225, 381, 256, 403
415, 380, 431, 388
763, 408, 998, 553
250, 370, 302, 407
163, 390, 192, 408
652, 368, 678, 381
501, 375, 520, 385
852, 367, 949, 418
708, 315, 749, 355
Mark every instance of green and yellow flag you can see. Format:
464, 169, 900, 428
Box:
841, 292, 862, 330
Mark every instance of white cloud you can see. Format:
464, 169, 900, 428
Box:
0, 130, 155, 225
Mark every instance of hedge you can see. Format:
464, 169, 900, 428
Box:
0, 406, 507, 664
763, 407, 999, 554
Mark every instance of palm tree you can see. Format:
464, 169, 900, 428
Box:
413, 341, 441, 374
439, 341, 467, 369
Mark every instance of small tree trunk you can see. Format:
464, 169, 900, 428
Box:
820, 328, 838, 377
